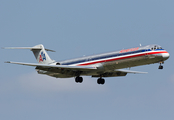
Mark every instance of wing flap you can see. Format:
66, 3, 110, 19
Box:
92, 69, 147, 77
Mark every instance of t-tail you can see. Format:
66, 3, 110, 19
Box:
3, 44, 55, 64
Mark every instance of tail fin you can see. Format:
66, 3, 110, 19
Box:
3, 44, 55, 64
31, 44, 55, 64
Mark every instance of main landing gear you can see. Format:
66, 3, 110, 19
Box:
158, 62, 164, 69
97, 78, 105, 85
75, 76, 83, 83
75, 76, 105, 85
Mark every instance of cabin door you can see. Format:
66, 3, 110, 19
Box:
145, 49, 148, 59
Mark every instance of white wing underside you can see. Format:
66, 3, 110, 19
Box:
115, 69, 148, 74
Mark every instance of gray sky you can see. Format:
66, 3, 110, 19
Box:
1, 0, 174, 120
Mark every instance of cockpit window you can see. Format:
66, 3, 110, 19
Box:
151, 45, 163, 51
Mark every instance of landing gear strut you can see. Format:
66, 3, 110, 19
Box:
97, 78, 105, 85
75, 76, 83, 83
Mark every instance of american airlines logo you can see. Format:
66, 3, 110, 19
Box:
119, 47, 139, 53
39, 51, 46, 62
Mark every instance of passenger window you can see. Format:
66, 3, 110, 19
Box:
151, 48, 154, 50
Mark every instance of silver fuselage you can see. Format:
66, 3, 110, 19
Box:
39, 44, 169, 78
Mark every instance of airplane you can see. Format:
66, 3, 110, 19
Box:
3, 44, 170, 85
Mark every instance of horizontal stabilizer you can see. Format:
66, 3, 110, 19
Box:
115, 69, 148, 74
2, 47, 55, 52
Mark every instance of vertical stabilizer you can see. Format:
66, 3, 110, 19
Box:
31, 44, 55, 64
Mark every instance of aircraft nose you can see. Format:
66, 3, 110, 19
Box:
162, 52, 170, 60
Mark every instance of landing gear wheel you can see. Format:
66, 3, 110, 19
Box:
75, 77, 83, 83
158, 63, 163, 69
158, 65, 163, 69
97, 78, 105, 85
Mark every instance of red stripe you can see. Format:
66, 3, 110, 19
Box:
77, 51, 168, 66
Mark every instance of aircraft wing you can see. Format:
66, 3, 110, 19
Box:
5, 61, 97, 71
115, 69, 148, 74
5, 61, 147, 78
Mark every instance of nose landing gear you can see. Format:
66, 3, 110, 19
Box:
159, 65, 163, 69
158, 62, 164, 69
